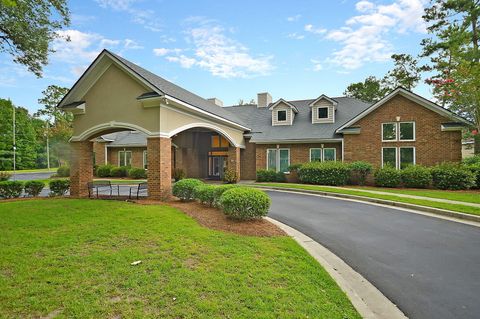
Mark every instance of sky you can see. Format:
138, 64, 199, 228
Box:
0, 0, 432, 114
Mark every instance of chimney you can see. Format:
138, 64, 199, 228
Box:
207, 98, 224, 107
257, 92, 272, 108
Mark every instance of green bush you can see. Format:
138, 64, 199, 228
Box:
219, 187, 271, 220
193, 184, 217, 206
213, 184, 239, 207
374, 166, 401, 188
431, 163, 476, 190
256, 169, 285, 182
223, 169, 238, 184
24, 180, 45, 197
128, 167, 147, 179
288, 163, 303, 172
465, 163, 480, 188
462, 154, 480, 166
349, 161, 373, 185
49, 179, 70, 196
110, 166, 128, 177
0, 171, 11, 181
56, 166, 70, 177
400, 165, 431, 188
173, 168, 186, 182
172, 178, 204, 201
0, 181, 23, 198
96, 164, 113, 178
298, 161, 351, 186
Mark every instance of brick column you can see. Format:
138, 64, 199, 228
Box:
147, 137, 172, 200
227, 146, 241, 182
70, 141, 93, 198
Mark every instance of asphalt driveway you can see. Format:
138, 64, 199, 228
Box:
267, 190, 480, 319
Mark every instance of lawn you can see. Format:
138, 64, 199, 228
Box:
255, 183, 480, 216
0, 199, 359, 319
3, 168, 57, 173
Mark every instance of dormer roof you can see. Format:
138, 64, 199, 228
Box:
309, 95, 338, 107
268, 98, 299, 113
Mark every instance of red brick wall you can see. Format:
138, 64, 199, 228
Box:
93, 141, 106, 165
70, 141, 93, 198
343, 95, 462, 167
107, 147, 146, 168
240, 139, 257, 180
147, 137, 171, 200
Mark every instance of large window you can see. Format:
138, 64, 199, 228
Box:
317, 107, 329, 119
400, 147, 415, 168
382, 147, 415, 169
382, 123, 397, 141
310, 148, 322, 162
267, 148, 290, 173
323, 148, 336, 161
399, 122, 415, 141
118, 150, 132, 167
382, 147, 397, 168
310, 148, 336, 162
277, 110, 287, 122
211, 134, 229, 148
382, 122, 415, 141
143, 150, 148, 169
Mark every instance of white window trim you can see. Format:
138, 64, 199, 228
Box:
309, 148, 322, 162
143, 150, 148, 170
399, 122, 416, 141
323, 148, 336, 161
399, 146, 416, 168
381, 147, 398, 169
118, 150, 132, 167
381, 122, 397, 142
266, 148, 290, 173
277, 110, 288, 122
317, 106, 329, 120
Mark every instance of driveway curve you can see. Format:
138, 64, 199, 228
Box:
266, 190, 480, 319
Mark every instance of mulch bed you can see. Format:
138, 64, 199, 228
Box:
135, 199, 286, 237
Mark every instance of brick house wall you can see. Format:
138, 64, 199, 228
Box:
93, 141, 106, 165
343, 95, 462, 167
107, 147, 146, 168
240, 138, 257, 180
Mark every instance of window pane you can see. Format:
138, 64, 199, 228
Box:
119, 151, 125, 166
125, 151, 132, 167
310, 149, 321, 161
267, 149, 277, 171
400, 148, 414, 169
382, 123, 396, 141
318, 107, 328, 119
279, 149, 289, 172
143, 151, 148, 169
211, 135, 220, 148
323, 148, 336, 161
382, 148, 397, 168
400, 122, 414, 140
278, 110, 287, 121
220, 136, 229, 147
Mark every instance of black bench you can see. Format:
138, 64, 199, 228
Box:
129, 182, 148, 199
87, 181, 119, 198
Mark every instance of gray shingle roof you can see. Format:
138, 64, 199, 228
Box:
99, 131, 147, 147
226, 97, 371, 142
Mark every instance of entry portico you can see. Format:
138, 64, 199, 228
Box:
60, 49, 248, 199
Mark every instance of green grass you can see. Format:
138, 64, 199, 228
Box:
3, 167, 57, 173
255, 183, 480, 216
0, 199, 359, 319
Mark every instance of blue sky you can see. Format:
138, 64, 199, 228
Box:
0, 0, 430, 113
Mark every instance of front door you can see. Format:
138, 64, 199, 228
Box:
208, 156, 226, 179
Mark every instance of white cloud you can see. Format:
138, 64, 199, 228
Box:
153, 48, 182, 56
124, 39, 143, 50
287, 14, 301, 22
310, 59, 323, 71
287, 32, 305, 40
166, 55, 196, 68
321, 0, 426, 69
304, 24, 327, 34
96, 0, 162, 32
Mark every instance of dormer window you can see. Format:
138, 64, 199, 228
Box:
268, 98, 299, 126
317, 107, 328, 119
277, 110, 287, 122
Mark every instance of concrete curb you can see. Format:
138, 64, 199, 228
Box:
254, 185, 480, 224
267, 217, 407, 319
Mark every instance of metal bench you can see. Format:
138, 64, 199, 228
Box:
129, 182, 148, 199
87, 181, 119, 198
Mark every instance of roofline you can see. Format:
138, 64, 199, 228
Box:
106, 144, 147, 148
268, 98, 299, 113
309, 94, 338, 107
335, 87, 472, 133
251, 138, 343, 144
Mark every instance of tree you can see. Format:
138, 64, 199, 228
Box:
344, 76, 390, 103
237, 99, 256, 105
35, 85, 71, 123
0, 0, 70, 77
382, 54, 421, 91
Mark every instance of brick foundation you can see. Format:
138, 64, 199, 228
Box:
147, 137, 172, 200
70, 141, 93, 198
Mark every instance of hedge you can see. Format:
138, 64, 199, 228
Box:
110, 166, 128, 177
298, 161, 351, 186
223, 169, 238, 184
400, 165, 431, 188
256, 169, 286, 182
128, 167, 147, 179
0, 171, 11, 181
49, 179, 70, 196
213, 184, 239, 207
56, 166, 70, 177
0, 181, 23, 198
431, 163, 476, 190
193, 184, 217, 206
24, 180, 45, 197
219, 187, 271, 220
349, 161, 373, 185
172, 178, 204, 201
374, 166, 401, 188
96, 164, 114, 178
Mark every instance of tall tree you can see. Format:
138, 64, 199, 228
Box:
382, 54, 421, 91
0, 0, 70, 77
344, 76, 390, 103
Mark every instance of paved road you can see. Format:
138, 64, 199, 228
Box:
10, 172, 55, 181
267, 190, 480, 319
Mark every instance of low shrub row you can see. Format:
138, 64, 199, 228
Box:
172, 178, 270, 220
0, 180, 48, 198
256, 169, 286, 182
95, 165, 147, 179
56, 166, 70, 177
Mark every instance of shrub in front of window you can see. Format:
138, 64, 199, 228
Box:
400, 165, 431, 188
128, 168, 147, 179
49, 179, 70, 196
223, 169, 238, 184
56, 166, 70, 177
0, 171, 11, 181
348, 161, 373, 185
430, 163, 476, 190
193, 184, 217, 206
213, 184, 239, 207
0, 181, 24, 198
374, 166, 401, 188
298, 161, 351, 186
172, 178, 204, 201
219, 187, 271, 220
110, 166, 128, 177
256, 169, 285, 182
96, 164, 114, 178
24, 180, 45, 197
173, 168, 186, 182
462, 155, 480, 188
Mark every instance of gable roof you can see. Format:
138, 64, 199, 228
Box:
309, 94, 338, 107
336, 87, 472, 133
96, 131, 148, 147
268, 98, 299, 113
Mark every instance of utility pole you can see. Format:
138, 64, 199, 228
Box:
12, 103, 16, 181
46, 120, 50, 170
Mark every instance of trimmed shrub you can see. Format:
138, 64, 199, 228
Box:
213, 184, 239, 207
96, 164, 113, 178
349, 161, 373, 185
298, 161, 351, 186
0, 171, 11, 181
462, 154, 480, 166
219, 187, 271, 220
49, 179, 70, 196
431, 163, 476, 190
172, 178, 204, 201
374, 166, 401, 188
465, 164, 480, 188
223, 169, 238, 184
0, 181, 23, 198
56, 166, 70, 177
256, 169, 285, 182
128, 167, 147, 179
24, 180, 45, 197
288, 163, 303, 172
194, 184, 217, 206
400, 165, 431, 188
110, 166, 128, 177
173, 168, 186, 182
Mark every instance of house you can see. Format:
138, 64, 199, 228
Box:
60, 50, 470, 199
